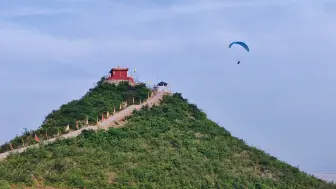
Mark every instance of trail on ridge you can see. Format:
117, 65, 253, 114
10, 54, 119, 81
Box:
0, 89, 171, 161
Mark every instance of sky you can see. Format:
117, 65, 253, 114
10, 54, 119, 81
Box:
0, 0, 336, 181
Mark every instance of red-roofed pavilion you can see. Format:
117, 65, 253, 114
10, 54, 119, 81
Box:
106, 66, 134, 85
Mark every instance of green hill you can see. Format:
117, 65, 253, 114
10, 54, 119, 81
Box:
0, 79, 335, 188
0, 78, 150, 153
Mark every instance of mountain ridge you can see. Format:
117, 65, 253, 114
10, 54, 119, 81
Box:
0, 78, 335, 188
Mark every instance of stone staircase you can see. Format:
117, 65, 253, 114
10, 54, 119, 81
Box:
0, 89, 171, 161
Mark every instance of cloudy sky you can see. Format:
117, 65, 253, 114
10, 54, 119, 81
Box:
0, 0, 336, 179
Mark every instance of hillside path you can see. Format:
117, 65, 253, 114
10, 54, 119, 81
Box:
0, 89, 171, 161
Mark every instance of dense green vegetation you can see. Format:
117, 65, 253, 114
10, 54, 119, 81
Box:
0, 92, 335, 188
0, 78, 150, 153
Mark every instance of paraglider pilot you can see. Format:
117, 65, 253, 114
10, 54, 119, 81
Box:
229, 41, 249, 65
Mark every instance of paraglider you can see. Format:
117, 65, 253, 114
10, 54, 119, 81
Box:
229, 41, 249, 52
229, 41, 249, 64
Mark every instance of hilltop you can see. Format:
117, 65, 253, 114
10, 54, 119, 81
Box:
0, 78, 335, 188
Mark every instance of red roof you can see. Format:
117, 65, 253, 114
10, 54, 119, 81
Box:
111, 66, 128, 71
112, 68, 128, 71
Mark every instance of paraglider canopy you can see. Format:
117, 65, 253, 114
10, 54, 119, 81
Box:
228, 41, 249, 64
228, 41, 249, 52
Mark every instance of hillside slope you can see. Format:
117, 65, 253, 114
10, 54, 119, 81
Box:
0, 88, 335, 188
0, 90, 169, 161
0, 78, 150, 153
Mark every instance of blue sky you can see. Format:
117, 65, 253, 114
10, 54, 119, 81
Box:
0, 0, 336, 179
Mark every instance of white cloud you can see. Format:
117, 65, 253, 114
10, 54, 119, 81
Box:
0, 0, 334, 69
0, 0, 303, 64
0, 22, 183, 65
74, 0, 301, 26
0, 24, 92, 62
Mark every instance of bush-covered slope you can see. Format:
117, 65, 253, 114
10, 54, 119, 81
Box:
0, 93, 335, 188
0, 78, 150, 153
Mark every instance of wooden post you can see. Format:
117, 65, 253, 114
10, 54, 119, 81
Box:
85, 116, 89, 125
27, 136, 30, 146
21, 137, 25, 146
9, 143, 14, 151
